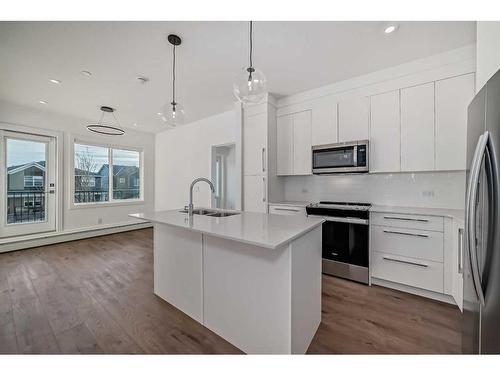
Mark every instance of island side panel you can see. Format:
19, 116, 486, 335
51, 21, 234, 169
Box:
202, 235, 292, 354
290, 225, 322, 354
154, 224, 203, 323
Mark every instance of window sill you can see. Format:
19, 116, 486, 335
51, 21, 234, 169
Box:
69, 199, 145, 210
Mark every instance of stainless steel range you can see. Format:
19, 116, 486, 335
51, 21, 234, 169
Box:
306, 201, 371, 284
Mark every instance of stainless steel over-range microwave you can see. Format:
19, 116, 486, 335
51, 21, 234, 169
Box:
312, 140, 369, 174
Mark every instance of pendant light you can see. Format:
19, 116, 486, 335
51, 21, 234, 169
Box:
86, 106, 125, 136
233, 21, 267, 104
159, 34, 185, 127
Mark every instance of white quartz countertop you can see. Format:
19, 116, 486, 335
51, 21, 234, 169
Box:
129, 209, 324, 250
370, 205, 464, 221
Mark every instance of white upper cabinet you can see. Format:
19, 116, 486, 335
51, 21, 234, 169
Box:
311, 97, 337, 146
293, 110, 312, 175
243, 112, 267, 176
370, 90, 401, 173
435, 74, 475, 171
276, 114, 294, 176
276, 110, 312, 176
338, 96, 369, 142
400, 83, 435, 172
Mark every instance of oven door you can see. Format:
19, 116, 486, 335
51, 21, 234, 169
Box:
321, 218, 369, 268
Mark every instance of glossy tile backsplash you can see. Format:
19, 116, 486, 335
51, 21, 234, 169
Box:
283, 171, 466, 209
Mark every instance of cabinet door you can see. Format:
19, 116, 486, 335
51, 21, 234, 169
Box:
435, 74, 475, 171
311, 97, 337, 146
370, 90, 401, 172
293, 110, 312, 175
338, 96, 369, 142
243, 113, 267, 175
243, 175, 267, 213
276, 114, 294, 176
401, 83, 435, 171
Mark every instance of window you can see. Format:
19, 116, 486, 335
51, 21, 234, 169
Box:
73, 142, 142, 205
112, 149, 140, 200
24, 175, 44, 188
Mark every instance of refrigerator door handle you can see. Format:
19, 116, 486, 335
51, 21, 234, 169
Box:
467, 131, 491, 306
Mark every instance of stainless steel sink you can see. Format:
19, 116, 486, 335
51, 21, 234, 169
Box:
179, 208, 216, 215
178, 208, 239, 217
206, 212, 240, 217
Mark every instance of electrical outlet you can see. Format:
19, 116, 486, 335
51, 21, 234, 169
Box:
422, 190, 435, 197
97, 217, 103, 224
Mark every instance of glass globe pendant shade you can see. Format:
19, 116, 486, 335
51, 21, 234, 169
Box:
159, 102, 186, 128
233, 67, 267, 104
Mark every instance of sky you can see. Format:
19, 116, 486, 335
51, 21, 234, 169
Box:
6, 139, 139, 170
6, 139, 46, 167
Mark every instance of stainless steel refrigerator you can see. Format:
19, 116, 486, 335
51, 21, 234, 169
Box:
463, 69, 500, 354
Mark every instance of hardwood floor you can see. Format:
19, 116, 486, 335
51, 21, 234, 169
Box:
0, 228, 461, 354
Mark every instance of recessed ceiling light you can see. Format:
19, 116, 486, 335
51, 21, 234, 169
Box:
136, 76, 149, 84
132, 122, 138, 127
39, 100, 48, 105
157, 112, 163, 116
49, 78, 61, 84
81, 70, 92, 77
384, 24, 398, 34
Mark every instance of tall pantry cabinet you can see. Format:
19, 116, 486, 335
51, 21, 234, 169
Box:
242, 95, 283, 213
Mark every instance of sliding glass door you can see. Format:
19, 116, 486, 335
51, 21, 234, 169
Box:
0, 130, 56, 238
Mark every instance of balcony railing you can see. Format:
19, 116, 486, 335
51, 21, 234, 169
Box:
7, 190, 46, 224
74, 189, 140, 203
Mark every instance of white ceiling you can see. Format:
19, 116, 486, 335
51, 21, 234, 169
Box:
0, 21, 476, 133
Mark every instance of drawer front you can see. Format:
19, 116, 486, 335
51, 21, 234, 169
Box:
371, 212, 444, 232
269, 205, 306, 216
371, 251, 444, 293
371, 225, 443, 262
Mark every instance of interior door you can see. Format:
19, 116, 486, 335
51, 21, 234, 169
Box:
0, 130, 56, 238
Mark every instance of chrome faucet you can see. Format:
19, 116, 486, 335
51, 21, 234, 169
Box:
188, 178, 215, 216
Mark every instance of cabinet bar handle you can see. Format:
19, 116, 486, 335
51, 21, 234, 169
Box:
383, 216, 429, 222
262, 177, 266, 202
262, 148, 266, 173
274, 207, 300, 212
383, 256, 428, 268
383, 230, 429, 238
458, 227, 464, 274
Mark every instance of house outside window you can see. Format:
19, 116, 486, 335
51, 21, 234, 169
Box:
73, 142, 142, 205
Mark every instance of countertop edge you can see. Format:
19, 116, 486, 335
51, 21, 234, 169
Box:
129, 213, 324, 250
369, 205, 464, 221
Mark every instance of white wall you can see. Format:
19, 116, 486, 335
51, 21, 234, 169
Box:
477, 22, 500, 91
0, 99, 155, 234
155, 109, 240, 211
282, 172, 465, 209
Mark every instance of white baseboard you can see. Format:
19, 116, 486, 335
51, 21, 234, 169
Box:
371, 277, 456, 306
0, 221, 153, 253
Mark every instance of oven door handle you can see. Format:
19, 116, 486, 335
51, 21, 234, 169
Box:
308, 214, 369, 225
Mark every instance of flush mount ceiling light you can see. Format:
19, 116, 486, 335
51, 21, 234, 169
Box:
159, 34, 185, 127
49, 78, 62, 84
86, 106, 125, 136
384, 24, 398, 34
233, 21, 267, 104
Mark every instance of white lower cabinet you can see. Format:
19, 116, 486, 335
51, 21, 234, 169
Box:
370, 210, 464, 308
371, 251, 444, 293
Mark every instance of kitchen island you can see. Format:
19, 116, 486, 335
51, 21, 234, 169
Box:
130, 209, 323, 354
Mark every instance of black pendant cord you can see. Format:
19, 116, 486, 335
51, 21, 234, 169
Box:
172, 44, 176, 109
249, 20, 253, 69
247, 21, 254, 81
